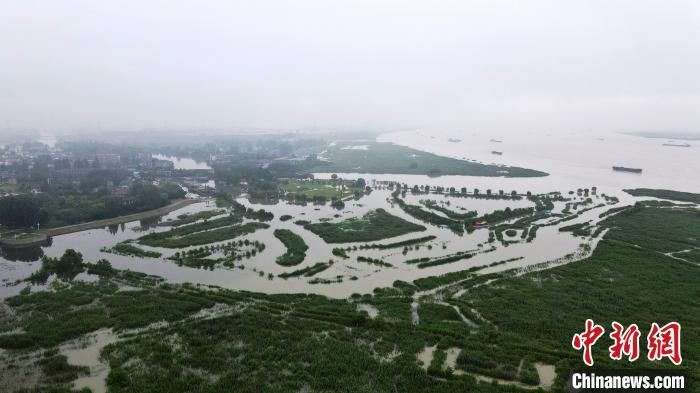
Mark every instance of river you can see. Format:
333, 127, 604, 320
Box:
0, 130, 697, 299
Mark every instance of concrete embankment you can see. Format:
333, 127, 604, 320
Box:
0, 233, 49, 248
45, 198, 201, 237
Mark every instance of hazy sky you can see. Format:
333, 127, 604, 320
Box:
1, 0, 699, 133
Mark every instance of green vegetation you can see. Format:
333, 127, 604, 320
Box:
474, 207, 534, 225
161, 209, 225, 227
624, 188, 700, 204
413, 251, 476, 269
274, 229, 309, 266
454, 205, 700, 385
674, 248, 700, 264
411, 257, 522, 290
4, 187, 699, 392
393, 190, 463, 234
599, 204, 632, 218
244, 207, 274, 221
38, 354, 90, 384
420, 199, 477, 220
28, 250, 88, 283
140, 222, 269, 248
278, 261, 333, 278
305, 208, 425, 243
103, 242, 162, 258
309, 142, 547, 177
356, 256, 393, 267
139, 214, 242, 244
420, 303, 462, 322
332, 247, 349, 258
0, 178, 183, 229
559, 222, 592, 237
166, 240, 264, 269
362, 235, 437, 250
280, 178, 363, 199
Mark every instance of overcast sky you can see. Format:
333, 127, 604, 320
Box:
1, 0, 699, 133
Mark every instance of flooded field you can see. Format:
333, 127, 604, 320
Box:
1, 182, 637, 299
3, 131, 697, 300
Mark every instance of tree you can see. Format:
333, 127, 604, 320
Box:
474, 188, 479, 195
163, 182, 186, 199
0, 195, 46, 228
87, 259, 114, 277
461, 187, 467, 194
511, 190, 517, 197
331, 174, 338, 180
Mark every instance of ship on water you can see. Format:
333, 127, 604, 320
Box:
490, 138, 502, 143
491, 151, 503, 155
662, 142, 691, 147
448, 138, 461, 143
612, 166, 642, 173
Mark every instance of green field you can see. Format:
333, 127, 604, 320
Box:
624, 188, 700, 204
1, 196, 698, 392
274, 229, 309, 266
280, 178, 360, 199
305, 208, 426, 243
309, 142, 547, 177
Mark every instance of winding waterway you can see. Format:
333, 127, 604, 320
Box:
1, 131, 697, 299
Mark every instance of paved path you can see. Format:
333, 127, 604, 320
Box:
45, 199, 202, 237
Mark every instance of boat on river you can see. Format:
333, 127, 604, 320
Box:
612, 166, 642, 173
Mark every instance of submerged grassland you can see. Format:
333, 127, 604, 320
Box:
1, 200, 698, 392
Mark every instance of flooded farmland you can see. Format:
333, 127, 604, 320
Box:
3, 130, 698, 299
1, 182, 637, 299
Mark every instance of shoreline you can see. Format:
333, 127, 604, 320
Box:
44, 198, 202, 238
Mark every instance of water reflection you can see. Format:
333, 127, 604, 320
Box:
5, 128, 695, 299
0, 244, 46, 262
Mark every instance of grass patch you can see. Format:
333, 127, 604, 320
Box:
103, 242, 162, 258
624, 188, 700, 204
140, 222, 269, 248
274, 229, 309, 266
309, 142, 547, 177
305, 208, 425, 243
278, 261, 333, 278
160, 210, 225, 227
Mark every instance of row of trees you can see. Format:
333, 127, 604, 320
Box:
0, 181, 184, 230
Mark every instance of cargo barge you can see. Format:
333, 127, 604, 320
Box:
612, 166, 642, 173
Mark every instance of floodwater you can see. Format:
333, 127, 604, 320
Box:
377, 129, 700, 193
60, 329, 118, 393
0, 131, 697, 299
152, 154, 212, 170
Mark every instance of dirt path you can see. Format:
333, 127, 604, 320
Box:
45, 199, 202, 237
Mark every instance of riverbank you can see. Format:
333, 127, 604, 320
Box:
44, 198, 201, 237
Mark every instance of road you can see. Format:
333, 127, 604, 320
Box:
45, 198, 202, 237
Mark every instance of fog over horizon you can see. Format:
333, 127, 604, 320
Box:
1, 0, 699, 134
